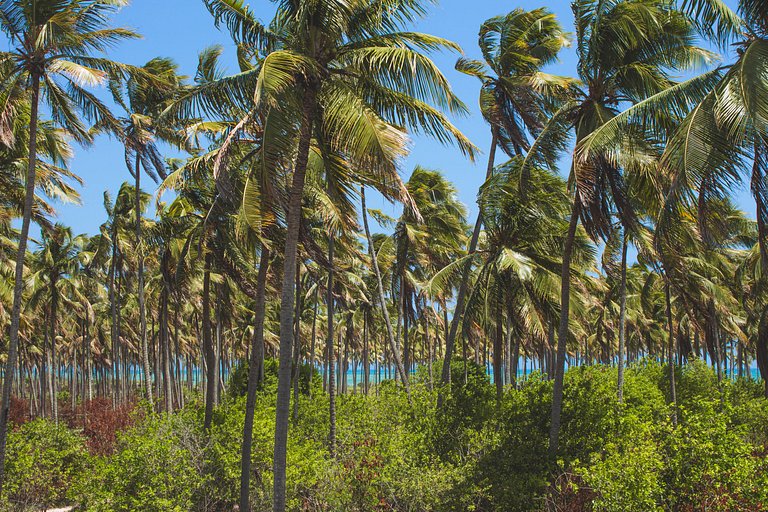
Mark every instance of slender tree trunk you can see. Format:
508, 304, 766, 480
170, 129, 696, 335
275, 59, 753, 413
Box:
425, 307, 433, 390
440, 132, 497, 400
41, 319, 48, 419
549, 196, 582, 459
108, 228, 120, 407
494, 299, 503, 401
665, 280, 678, 425
309, 285, 319, 397
292, 268, 302, 422
505, 305, 514, 387
0, 74, 41, 493
162, 287, 172, 414
239, 247, 270, 512
617, 229, 628, 403
343, 312, 352, 395
174, 299, 183, 409
134, 157, 153, 409
273, 89, 316, 512
327, 235, 337, 458
214, 280, 224, 404
203, 253, 216, 432
50, 278, 59, 423
364, 309, 370, 394
361, 187, 409, 392
511, 327, 521, 388
751, 143, 768, 395
402, 275, 410, 376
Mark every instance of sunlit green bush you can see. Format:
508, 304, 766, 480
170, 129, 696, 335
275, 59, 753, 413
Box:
2, 419, 89, 510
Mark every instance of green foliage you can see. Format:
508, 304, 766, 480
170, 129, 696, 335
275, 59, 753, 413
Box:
25, 361, 768, 511
478, 373, 552, 511
227, 358, 323, 400
577, 416, 664, 512
432, 358, 495, 460
76, 410, 203, 512
2, 419, 89, 510
661, 397, 768, 511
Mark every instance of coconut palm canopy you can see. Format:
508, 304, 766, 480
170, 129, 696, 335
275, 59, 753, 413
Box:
0, 0, 767, 511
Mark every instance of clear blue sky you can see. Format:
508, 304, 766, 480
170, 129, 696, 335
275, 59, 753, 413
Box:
11, 0, 757, 235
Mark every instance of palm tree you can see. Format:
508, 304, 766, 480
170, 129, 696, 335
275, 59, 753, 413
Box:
94, 183, 136, 405
428, 159, 593, 397
573, 0, 768, 388
0, 0, 137, 490
28, 224, 88, 421
443, 8, 571, 394
105, 58, 185, 409
393, 167, 467, 378
193, 2, 476, 509
653, 0, 768, 385
520, 0, 710, 457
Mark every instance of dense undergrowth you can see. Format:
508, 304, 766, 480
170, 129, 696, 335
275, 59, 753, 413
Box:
3, 359, 767, 511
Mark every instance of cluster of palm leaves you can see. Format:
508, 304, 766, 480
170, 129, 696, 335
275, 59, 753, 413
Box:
0, 0, 766, 509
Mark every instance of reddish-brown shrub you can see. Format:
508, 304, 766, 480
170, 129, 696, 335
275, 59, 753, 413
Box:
8, 396, 30, 427
64, 398, 138, 455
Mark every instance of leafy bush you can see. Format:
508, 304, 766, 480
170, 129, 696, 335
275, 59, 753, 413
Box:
2, 419, 89, 510
76, 409, 203, 512
12, 360, 768, 512
662, 397, 768, 511
577, 416, 664, 512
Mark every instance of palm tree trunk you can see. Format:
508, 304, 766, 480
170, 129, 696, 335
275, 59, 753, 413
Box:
309, 284, 319, 398
292, 268, 302, 422
41, 312, 49, 419
548, 195, 582, 459
360, 187, 409, 392
439, 131, 497, 400
326, 234, 337, 458
239, 247, 270, 512
617, 228, 628, 403
665, 280, 678, 425
494, 299, 503, 400
0, 74, 40, 493
402, 274, 409, 376
135, 156, 153, 409
273, 89, 316, 512
161, 287, 172, 414
203, 252, 215, 432
343, 312, 352, 395
363, 309, 370, 394
214, 283, 224, 404
108, 227, 119, 407
751, 142, 768, 395
50, 278, 59, 423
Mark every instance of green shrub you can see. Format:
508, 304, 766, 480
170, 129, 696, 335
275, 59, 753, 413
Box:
662, 397, 768, 511
578, 415, 664, 512
13, 360, 767, 512
77, 410, 203, 512
2, 419, 89, 510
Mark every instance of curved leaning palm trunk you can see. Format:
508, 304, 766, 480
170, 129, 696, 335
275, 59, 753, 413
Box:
439, 133, 497, 398
549, 196, 581, 458
0, 74, 40, 493
361, 187, 409, 392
